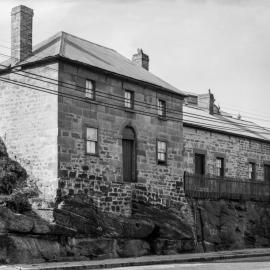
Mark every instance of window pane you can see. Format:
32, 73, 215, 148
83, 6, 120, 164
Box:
125, 91, 133, 108
248, 162, 255, 179
86, 128, 97, 141
86, 80, 94, 99
157, 141, 167, 162
158, 100, 165, 116
158, 153, 166, 161
158, 141, 166, 152
87, 141, 96, 154
86, 80, 93, 90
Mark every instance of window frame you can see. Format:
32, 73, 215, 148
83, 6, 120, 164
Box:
264, 162, 270, 182
156, 139, 168, 165
157, 99, 166, 118
124, 90, 134, 109
85, 126, 98, 156
248, 162, 256, 180
193, 149, 207, 176
85, 79, 96, 100
216, 157, 225, 177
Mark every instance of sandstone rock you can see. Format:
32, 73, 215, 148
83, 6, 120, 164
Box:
54, 198, 155, 239
0, 234, 67, 264
151, 239, 182, 255
117, 239, 150, 257
69, 238, 118, 259
0, 207, 33, 233
132, 202, 194, 240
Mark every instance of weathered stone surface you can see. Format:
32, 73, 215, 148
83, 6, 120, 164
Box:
193, 199, 270, 252
69, 238, 118, 259
54, 197, 155, 239
117, 239, 150, 257
0, 207, 33, 233
0, 234, 67, 264
132, 202, 194, 240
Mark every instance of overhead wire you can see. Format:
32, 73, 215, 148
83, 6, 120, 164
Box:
0, 48, 270, 136
1, 75, 270, 138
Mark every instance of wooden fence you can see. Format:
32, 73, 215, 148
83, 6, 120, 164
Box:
184, 172, 270, 201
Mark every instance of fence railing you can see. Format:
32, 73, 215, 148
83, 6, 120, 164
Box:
184, 172, 270, 201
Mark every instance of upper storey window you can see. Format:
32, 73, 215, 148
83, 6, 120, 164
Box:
86, 127, 98, 155
124, 90, 134, 109
216, 157, 224, 177
157, 140, 167, 165
157, 99, 166, 117
248, 162, 256, 180
86, 80, 95, 100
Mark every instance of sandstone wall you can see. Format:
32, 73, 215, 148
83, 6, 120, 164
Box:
183, 126, 270, 180
0, 63, 59, 206
57, 61, 185, 215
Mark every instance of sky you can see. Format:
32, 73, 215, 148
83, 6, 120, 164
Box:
0, 0, 269, 127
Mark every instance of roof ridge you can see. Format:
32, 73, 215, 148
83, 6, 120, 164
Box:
60, 31, 117, 53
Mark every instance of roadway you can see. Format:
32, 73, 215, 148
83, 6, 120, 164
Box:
95, 256, 270, 270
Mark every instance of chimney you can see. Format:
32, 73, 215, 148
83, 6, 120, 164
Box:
132, 49, 149, 70
208, 89, 215, 115
197, 89, 215, 115
11, 5, 34, 65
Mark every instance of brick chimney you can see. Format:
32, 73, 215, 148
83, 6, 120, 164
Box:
11, 5, 34, 65
197, 89, 215, 115
132, 49, 149, 70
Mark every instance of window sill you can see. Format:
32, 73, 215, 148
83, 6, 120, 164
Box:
158, 116, 167, 121
86, 153, 99, 157
85, 99, 98, 105
157, 161, 167, 166
124, 107, 135, 113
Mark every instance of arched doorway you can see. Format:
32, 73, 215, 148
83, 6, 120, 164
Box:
122, 126, 136, 182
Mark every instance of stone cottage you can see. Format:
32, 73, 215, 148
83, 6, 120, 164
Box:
0, 5, 186, 215
183, 91, 270, 200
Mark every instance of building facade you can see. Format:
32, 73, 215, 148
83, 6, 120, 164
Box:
0, 5, 186, 215
183, 91, 270, 200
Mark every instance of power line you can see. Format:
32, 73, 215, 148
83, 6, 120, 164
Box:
1, 42, 270, 126
1, 59, 270, 134
1, 46, 269, 125
0, 50, 270, 136
1, 75, 270, 138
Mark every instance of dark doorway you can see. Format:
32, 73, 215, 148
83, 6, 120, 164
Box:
122, 127, 136, 182
264, 165, 270, 182
195, 153, 205, 175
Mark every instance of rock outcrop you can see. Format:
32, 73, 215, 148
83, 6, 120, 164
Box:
191, 199, 270, 252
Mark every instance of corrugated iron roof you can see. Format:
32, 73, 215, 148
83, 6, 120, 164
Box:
18, 31, 185, 96
183, 105, 270, 142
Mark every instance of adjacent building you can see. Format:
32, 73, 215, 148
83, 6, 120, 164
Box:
183, 91, 270, 200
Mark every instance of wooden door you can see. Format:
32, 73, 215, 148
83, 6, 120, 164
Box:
195, 153, 205, 175
122, 127, 136, 182
123, 139, 134, 182
264, 165, 270, 182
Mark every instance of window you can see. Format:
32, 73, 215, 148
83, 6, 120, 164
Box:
124, 90, 134, 109
216, 157, 224, 177
157, 99, 166, 117
86, 127, 98, 155
264, 164, 270, 182
248, 162, 256, 180
157, 140, 167, 164
195, 153, 205, 175
85, 80, 95, 100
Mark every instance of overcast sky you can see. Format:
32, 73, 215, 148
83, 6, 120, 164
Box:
0, 0, 269, 127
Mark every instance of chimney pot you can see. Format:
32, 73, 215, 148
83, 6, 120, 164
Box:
132, 48, 149, 70
11, 5, 34, 65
